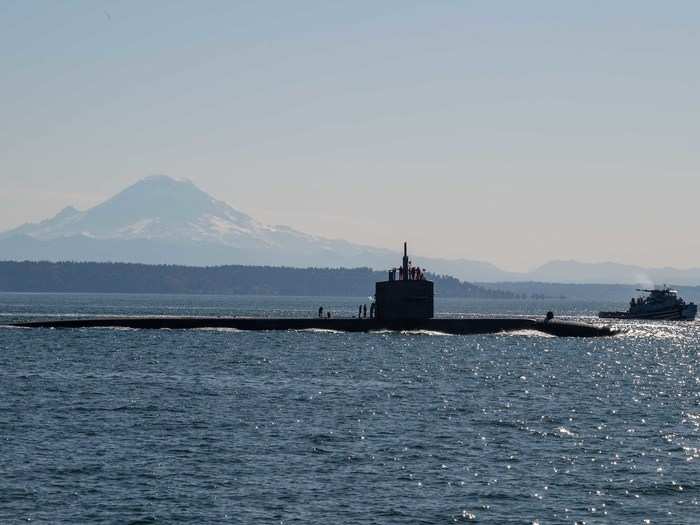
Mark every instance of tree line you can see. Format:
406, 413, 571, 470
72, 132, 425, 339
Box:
0, 261, 516, 298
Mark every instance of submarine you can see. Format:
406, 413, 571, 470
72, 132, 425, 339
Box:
13, 243, 617, 337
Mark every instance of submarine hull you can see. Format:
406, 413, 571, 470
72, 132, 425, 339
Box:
12, 316, 618, 337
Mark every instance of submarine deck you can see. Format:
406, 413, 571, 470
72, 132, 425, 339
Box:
12, 316, 618, 337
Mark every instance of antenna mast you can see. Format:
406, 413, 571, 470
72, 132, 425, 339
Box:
402, 242, 409, 281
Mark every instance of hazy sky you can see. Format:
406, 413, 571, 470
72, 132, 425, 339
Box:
2, 1, 699, 271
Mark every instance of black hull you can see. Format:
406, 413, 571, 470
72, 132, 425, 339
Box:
11, 316, 618, 337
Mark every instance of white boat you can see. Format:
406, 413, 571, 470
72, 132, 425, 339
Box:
599, 287, 697, 320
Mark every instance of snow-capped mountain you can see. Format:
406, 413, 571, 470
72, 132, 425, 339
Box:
0, 176, 515, 279
0, 175, 406, 268
7, 175, 289, 245
3, 176, 700, 284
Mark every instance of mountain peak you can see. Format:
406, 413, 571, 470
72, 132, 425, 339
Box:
100, 175, 231, 216
142, 174, 178, 182
120, 175, 200, 197
1, 175, 259, 242
135, 174, 194, 186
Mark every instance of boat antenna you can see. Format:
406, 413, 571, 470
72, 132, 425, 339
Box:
402, 241, 409, 281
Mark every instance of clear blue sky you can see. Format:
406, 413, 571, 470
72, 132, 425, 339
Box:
2, 1, 699, 270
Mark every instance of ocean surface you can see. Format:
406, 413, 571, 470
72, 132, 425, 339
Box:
1, 293, 699, 524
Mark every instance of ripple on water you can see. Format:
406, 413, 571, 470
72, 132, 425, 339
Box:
1, 294, 700, 523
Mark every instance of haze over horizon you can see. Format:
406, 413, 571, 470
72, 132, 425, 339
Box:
3, 2, 699, 271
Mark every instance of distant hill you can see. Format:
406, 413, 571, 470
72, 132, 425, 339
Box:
0, 176, 508, 281
0, 261, 516, 298
481, 281, 700, 303
525, 260, 700, 286
1, 176, 699, 285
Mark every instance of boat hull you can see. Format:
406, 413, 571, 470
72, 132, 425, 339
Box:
11, 316, 619, 337
599, 304, 697, 321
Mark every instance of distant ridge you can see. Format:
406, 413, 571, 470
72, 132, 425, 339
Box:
525, 260, 700, 286
0, 261, 515, 298
0, 176, 513, 281
2, 176, 699, 285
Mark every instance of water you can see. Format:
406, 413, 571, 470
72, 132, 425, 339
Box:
1, 293, 699, 524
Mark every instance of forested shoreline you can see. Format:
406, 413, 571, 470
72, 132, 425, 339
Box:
0, 261, 515, 298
